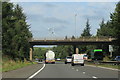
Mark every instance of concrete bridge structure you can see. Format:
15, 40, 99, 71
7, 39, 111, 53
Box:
29, 37, 116, 61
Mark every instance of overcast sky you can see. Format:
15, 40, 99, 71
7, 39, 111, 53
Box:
15, 2, 117, 39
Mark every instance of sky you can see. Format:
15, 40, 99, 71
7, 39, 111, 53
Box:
12, 1, 117, 40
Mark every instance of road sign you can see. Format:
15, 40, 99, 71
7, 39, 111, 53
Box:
109, 45, 113, 52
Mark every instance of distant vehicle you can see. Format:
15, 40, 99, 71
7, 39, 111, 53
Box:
83, 54, 88, 60
114, 56, 120, 61
71, 54, 84, 66
65, 56, 72, 64
90, 49, 103, 60
56, 58, 61, 61
45, 50, 55, 64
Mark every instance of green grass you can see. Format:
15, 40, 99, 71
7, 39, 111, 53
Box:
86, 62, 120, 69
2, 56, 37, 72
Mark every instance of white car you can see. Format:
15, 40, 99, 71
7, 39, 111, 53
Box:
65, 56, 72, 64
56, 58, 61, 61
71, 54, 84, 66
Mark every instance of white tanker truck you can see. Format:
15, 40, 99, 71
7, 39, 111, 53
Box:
45, 50, 55, 64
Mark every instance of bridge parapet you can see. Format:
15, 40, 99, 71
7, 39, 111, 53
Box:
29, 36, 116, 42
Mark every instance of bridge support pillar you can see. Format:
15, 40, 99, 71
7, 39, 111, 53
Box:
103, 45, 109, 56
30, 47, 33, 61
73, 45, 79, 54
73, 45, 76, 54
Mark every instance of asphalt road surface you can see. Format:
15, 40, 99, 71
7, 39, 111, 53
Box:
2, 62, 119, 80
33, 62, 119, 78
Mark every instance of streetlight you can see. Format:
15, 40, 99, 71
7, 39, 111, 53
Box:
48, 27, 55, 40
75, 14, 77, 38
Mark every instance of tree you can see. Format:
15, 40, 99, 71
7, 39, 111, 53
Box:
81, 19, 92, 37
2, 2, 32, 60
65, 36, 68, 39
97, 19, 115, 37
110, 2, 120, 56
79, 19, 92, 56
0, 1, 2, 51
71, 35, 75, 39
110, 2, 120, 43
96, 2, 120, 57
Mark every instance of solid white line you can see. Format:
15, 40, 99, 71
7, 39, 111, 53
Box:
86, 64, 120, 71
26, 64, 46, 80
92, 76, 98, 79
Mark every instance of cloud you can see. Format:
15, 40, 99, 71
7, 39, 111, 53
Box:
16, 2, 116, 38
42, 16, 69, 24
44, 3, 58, 8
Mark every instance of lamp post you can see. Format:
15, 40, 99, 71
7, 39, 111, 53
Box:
75, 14, 77, 38
48, 27, 55, 40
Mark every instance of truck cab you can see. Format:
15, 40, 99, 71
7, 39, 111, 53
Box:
45, 50, 55, 64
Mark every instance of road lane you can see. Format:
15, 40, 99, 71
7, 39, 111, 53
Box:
68, 64, 119, 78
34, 62, 91, 78
33, 62, 119, 79
2, 61, 119, 79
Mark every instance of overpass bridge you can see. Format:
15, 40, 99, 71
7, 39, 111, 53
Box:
29, 37, 116, 45
29, 37, 116, 61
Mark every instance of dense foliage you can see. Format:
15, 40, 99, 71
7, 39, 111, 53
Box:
97, 2, 120, 57
53, 45, 74, 59
0, 1, 1, 65
2, 2, 32, 60
33, 47, 50, 59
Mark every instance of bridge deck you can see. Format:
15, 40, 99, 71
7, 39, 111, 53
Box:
30, 37, 115, 42
29, 37, 116, 45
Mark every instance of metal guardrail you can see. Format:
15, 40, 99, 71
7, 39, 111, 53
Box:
100, 61, 120, 65
87, 60, 120, 65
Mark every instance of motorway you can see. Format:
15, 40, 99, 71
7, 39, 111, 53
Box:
2, 62, 119, 80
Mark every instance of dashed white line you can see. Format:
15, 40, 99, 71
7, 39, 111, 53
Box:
72, 68, 74, 69
76, 69, 79, 71
92, 76, 98, 79
83, 72, 85, 74
26, 64, 46, 80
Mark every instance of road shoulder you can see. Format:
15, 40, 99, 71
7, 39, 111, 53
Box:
85, 64, 120, 71
2, 63, 43, 78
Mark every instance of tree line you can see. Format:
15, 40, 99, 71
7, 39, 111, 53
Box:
2, 2, 32, 60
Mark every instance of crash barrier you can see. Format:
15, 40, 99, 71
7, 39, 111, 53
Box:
99, 61, 120, 65
87, 60, 120, 65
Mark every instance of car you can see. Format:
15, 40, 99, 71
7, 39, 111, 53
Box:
114, 56, 120, 61
83, 54, 88, 60
56, 58, 61, 61
71, 54, 84, 66
65, 56, 72, 64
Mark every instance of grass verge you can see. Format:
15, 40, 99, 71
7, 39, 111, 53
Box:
2, 56, 37, 72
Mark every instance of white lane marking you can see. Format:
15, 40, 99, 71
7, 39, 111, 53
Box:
26, 64, 46, 80
72, 68, 74, 69
92, 76, 98, 79
76, 69, 79, 71
86, 64, 120, 71
83, 72, 85, 74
